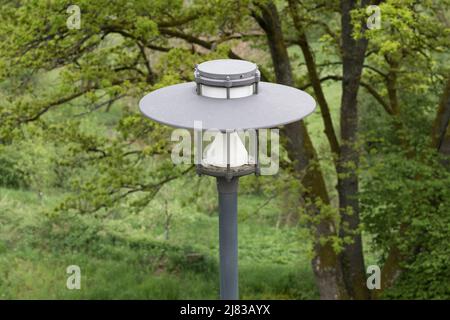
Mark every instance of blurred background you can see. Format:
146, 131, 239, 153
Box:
0, 0, 449, 299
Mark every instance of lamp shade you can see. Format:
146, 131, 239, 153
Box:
139, 59, 316, 131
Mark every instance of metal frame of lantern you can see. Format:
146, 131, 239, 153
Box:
195, 129, 260, 181
193, 61, 261, 181
194, 63, 261, 98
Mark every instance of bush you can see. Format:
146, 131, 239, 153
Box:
0, 151, 28, 188
361, 151, 450, 299
36, 213, 217, 276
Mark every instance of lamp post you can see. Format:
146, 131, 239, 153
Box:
139, 59, 316, 300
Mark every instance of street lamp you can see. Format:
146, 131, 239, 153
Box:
139, 59, 316, 300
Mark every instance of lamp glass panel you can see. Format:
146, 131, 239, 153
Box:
230, 85, 253, 99
203, 132, 249, 167
201, 85, 227, 99
201, 84, 254, 99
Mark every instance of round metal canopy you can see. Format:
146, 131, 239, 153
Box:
139, 59, 316, 131
140, 81, 316, 130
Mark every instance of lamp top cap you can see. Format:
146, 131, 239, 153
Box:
196, 59, 257, 81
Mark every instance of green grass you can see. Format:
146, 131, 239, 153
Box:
0, 59, 344, 299
0, 186, 318, 299
0, 57, 341, 300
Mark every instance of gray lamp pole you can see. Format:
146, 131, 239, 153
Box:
139, 59, 316, 300
217, 177, 239, 299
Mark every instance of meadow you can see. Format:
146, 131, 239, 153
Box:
1, 0, 448, 300
0, 98, 324, 299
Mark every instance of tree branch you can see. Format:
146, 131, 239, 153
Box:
102, 27, 171, 52
74, 94, 126, 117
22, 78, 138, 123
157, 14, 200, 28
359, 80, 393, 115
363, 64, 388, 78
22, 88, 93, 123
288, 0, 340, 156
159, 28, 213, 49
137, 42, 155, 84
303, 75, 393, 115
431, 74, 450, 153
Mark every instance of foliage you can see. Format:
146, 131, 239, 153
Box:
361, 149, 450, 298
359, 74, 450, 298
0, 186, 317, 299
0, 0, 449, 299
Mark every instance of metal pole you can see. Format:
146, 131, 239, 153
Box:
216, 176, 239, 300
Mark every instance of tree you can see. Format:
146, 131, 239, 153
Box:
0, 0, 245, 213
1, 0, 449, 299
250, 0, 347, 299
352, 0, 450, 296
249, 0, 450, 299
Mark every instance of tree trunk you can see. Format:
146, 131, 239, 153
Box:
432, 74, 450, 160
253, 1, 347, 299
337, 0, 370, 299
438, 125, 450, 166
287, 0, 340, 157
